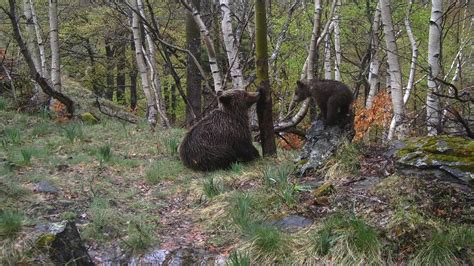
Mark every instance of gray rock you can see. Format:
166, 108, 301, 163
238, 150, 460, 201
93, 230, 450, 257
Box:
270, 215, 313, 232
35, 180, 59, 194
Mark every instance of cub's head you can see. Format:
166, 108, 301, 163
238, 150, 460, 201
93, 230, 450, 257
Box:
217, 89, 259, 112
294, 79, 311, 102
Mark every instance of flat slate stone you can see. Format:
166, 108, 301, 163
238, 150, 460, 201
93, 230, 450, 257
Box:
35, 180, 59, 194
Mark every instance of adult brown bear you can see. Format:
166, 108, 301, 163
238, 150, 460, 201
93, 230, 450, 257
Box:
179, 89, 260, 171
294, 79, 353, 125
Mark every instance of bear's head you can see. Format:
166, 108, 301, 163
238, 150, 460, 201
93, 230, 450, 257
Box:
294, 79, 311, 102
217, 89, 259, 112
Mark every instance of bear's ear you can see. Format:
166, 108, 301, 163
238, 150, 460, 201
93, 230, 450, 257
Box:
296, 80, 304, 87
218, 94, 232, 106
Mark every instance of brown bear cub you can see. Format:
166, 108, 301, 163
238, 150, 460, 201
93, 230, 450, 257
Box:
294, 79, 353, 125
179, 89, 260, 171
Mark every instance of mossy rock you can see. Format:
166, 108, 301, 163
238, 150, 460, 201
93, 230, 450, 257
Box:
80, 112, 99, 124
313, 182, 335, 197
395, 136, 474, 185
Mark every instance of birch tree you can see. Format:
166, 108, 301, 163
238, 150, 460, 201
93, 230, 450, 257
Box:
366, 2, 381, 108
403, 0, 418, 104
130, 0, 157, 126
49, 0, 61, 92
380, 0, 404, 140
323, 24, 332, 79
426, 0, 443, 135
220, 0, 244, 89
29, 0, 47, 77
333, 0, 341, 81
185, 0, 201, 124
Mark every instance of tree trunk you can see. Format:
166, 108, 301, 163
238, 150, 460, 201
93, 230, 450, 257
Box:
185, 0, 202, 125
323, 24, 332, 79
426, 0, 443, 136
130, 0, 157, 126
366, 2, 381, 108
403, 0, 418, 105
380, 0, 404, 140
116, 42, 126, 104
29, 0, 47, 77
307, 0, 322, 80
104, 37, 115, 100
6, 0, 74, 116
49, 0, 61, 92
333, 0, 341, 81
220, 0, 244, 89
255, 0, 277, 156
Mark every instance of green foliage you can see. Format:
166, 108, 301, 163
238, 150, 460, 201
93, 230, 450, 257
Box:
230, 193, 255, 232
203, 176, 224, 198
0, 210, 23, 239
0, 177, 28, 199
227, 251, 250, 266
3, 127, 21, 144
20, 147, 37, 165
0, 98, 6, 110
230, 162, 243, 174
333, 141, 362, 174
312, 214, 383, 264
145, 160, 184, 184
410, 227, 474, 266
60, 211, 77, 221
124, 217, 156, 253
263, 164, 297, 207
31, 122, 51, 137
251, 225, 289, 256
63, 122, 84, 143
82, 197, 123, 241
164, 137, 180, 157
97, 144, 112, 164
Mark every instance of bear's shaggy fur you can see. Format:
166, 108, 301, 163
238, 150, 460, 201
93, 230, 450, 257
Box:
294, 79, 353, 125
179, 89, 260, 171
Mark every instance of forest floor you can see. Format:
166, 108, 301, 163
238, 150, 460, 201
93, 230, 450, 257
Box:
0, 98, 473, 265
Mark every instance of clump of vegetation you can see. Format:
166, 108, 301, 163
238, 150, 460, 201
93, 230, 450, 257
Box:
97, 144, 112, 164
251, 225, 289, 257
164, 137, 180, 157
312, 213, 383, 264
324, 141, 362, 179
0, 98, 7, 110
410, 226, 473, 265
227, 251, 250, 266
230, 162, 243, 174
20, 147, 37, 165
124, 217, 157, 253
82, 198, 123, 241
0, 177, 28, 199
203, 176, 224, 198
0, 210, 23, 239
4, 127, 21, 144
145, 160, 184, 184
63, 122, 84, 143
262, 163, 298, 207
31, 122, 51, 137
230, 193, 255, 232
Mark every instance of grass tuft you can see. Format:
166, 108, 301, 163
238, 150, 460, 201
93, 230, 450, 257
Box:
251, 225, 289, 257
97, 144, 112, 164
0, 98, 7, 110
145, 160, 184, 184
63, 122, 84, 143
20, 148, 37, 165
164, 137, 180, 157
0, 210, 23, 239
4, 128, 21, 144
227, 250, 250, 266
203, 176, 224, 198
124, 217, 157, 253
230, 193, 255, 232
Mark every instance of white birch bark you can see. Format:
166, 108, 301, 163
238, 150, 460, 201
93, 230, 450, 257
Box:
130, 0, 157, 126
426, 0, 443, 136
23, 0, 40, 74
333, 0, 341, 81
306, 0, 322, 80
323, 23, 332, 79
219, 0, 243, 90
403, 0, 418, 104
49, 0, 61, 92
136, 0, 170, 127
366, 2, 381, 108
182, 0, 223, 92
380, 0, 404, 140
29, 0, 47, 77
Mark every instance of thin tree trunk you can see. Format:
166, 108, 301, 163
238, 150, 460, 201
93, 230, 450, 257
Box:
220, 0, 244, 89
137, 0, 170, 127
130, 0, 157, 126
380, 0, 404, 140
4, 0, 74, 115
403, 0, 418, 105
29, 0, 47, 77
255, 0, 277, 156
323, 24, 332, 79
104, 37, 115, 100
426, 0, 443, 136
185, 0, 201, 125
366, 2, 381, 108
333, 0, 341, 81
116, 42, 126, 104
307, 0, 322, 80
49, 0, 61, 92
182, 0, 223, 92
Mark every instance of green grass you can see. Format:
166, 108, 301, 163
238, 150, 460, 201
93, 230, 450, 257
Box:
251, 225, 289, 257
82, 197, 123, 241
262, 163, 298, 207
145, 160, 184, 184
20, 147, 37, 165
123, 217, 157, 253
230, 162, 243, 174
0, 210, 23, 239
312, 213, 383, 264
97, 144, 112, 164
164, 137, 180, 157
0, 177, 28, 199
227, 251, 250, 266
31, 122, 52, 137
0, 98, 6, 110
62, 122, 84, 143
3, 127, 21, 144
230, 193, 255, 232
203, 176, 224, 198
410, 227, 474, 265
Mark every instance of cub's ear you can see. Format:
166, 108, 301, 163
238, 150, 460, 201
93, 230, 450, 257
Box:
218, 94, 232, 105
296, 80, 304, 87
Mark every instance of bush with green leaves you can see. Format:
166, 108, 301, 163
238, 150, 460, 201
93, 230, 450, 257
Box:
0, 210, 23, 239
